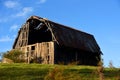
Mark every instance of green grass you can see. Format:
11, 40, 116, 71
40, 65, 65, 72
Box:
0, 63, 120, 80
0, 63, 51, 80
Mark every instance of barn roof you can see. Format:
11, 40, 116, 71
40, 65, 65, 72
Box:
13, 16, 102, 54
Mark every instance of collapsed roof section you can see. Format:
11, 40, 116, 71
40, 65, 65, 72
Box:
13, 16, 102, 54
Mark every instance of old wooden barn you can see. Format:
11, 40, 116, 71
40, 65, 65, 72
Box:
13, 16, 102, 65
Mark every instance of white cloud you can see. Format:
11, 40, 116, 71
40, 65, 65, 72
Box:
0, 36, 13, 42
15, 7, 33, 17
4, 0, 19, 8
10, 24, 19, 31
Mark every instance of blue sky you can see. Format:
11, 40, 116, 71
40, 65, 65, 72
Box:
0, 0, 120, 67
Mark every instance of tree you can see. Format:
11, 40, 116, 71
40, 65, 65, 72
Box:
3, 50, 25, 63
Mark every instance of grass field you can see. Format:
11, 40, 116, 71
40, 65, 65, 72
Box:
0, 63, 120, 80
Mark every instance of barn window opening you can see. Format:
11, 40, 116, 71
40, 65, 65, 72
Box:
28, 19, 53, 45
31, 46, 35, 50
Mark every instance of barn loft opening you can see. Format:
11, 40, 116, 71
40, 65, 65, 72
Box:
28, 19, 53, 45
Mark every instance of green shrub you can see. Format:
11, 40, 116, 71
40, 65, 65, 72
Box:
3, 50, 25, 63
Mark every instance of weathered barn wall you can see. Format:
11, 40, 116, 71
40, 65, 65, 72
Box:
17, 41, 100, 65
37, 42, 54, 64
13, 22, 29, 49
18, 42, 54, 64
54, 44, 100, 66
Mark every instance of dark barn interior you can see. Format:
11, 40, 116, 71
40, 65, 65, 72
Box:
28, 19, 53, 44
54, 44, 100, 65
13, 16, 102, 66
